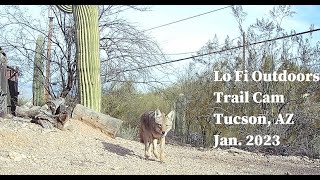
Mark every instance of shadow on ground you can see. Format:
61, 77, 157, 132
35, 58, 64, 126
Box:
102, 142, 134, 156
101, 141, 160, 162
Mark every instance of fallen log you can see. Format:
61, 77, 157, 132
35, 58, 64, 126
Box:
72, 104, 123, 138
32, 108, 68, 130
16, 98, 69, 130
16, 105, 41, 118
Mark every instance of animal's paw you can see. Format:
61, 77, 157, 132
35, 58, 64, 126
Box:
160, 154, 166, 162
154, 152, 160, 159
145, 154, 150, 160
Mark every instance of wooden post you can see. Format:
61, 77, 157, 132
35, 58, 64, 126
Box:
0, 49, 7, 117
0, 63, 7, 117
45, 6, 54, 102
243, 32, 246, 71
7, 66, 19, 116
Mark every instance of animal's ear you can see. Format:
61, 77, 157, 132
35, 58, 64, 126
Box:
155, 109, 162, 117
166, 110, 175, 121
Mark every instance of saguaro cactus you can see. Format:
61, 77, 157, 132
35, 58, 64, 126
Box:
57, 5, 101, 112
174, 93, 187, 143
33, 35, 45, 106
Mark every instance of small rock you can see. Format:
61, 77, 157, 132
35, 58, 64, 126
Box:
0, 156, 10, 162
227, 147, 251, 155
8, 151, 27, 161
301, 156, 312, 163
21, 123, 28, 128
4, 114, 13, 119
13, 117, 31, 123
25, 102, 33, 108
111, 166, 122, 170
41, 128, 56, 133
40, 104, 49, 111
65, 125, 74, 131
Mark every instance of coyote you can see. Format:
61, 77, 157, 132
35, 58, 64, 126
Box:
139, 109, 175, 162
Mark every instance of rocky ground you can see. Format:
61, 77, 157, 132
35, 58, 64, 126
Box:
0, 116, 319, 175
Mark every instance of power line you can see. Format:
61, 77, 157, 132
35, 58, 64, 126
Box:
117, 28, 320, 73
101, 35, 241, 56
100, 6, 233, 48
110, 5, 126, 11
157, 35, 242, 55
141, 5, 233, 32
108, 6, 131, 16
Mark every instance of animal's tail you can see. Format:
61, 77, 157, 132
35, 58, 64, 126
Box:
139, 124, 144, 143
139, 112, 147, 143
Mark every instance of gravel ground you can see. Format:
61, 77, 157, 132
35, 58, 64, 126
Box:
0, 117, 319, 175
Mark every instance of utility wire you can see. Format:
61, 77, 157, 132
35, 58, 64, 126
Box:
101, 35, 241, 56
108, 6, 132, 16
163, 35, 241, 55
141, 5, 233, 32
116, 28, 320, 73
101, 6, 233, 43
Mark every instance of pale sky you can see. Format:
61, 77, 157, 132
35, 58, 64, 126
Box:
116, 5, 320, 86
121, 5, 320, 59
7, 5, 320, 100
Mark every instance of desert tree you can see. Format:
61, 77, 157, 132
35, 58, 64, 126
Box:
0, 5, 171, 110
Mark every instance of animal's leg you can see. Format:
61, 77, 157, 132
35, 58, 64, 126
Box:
152, 139, 160, 159
160, 137, 166, 162
145, 141, 151, 159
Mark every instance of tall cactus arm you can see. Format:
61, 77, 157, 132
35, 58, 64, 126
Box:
56, 5, 73, 13
73, 5, 101, 112
33, 35, 45, 106
55, 5, 101, 112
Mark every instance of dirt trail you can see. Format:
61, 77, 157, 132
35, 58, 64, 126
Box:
0, 117, 319, 175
